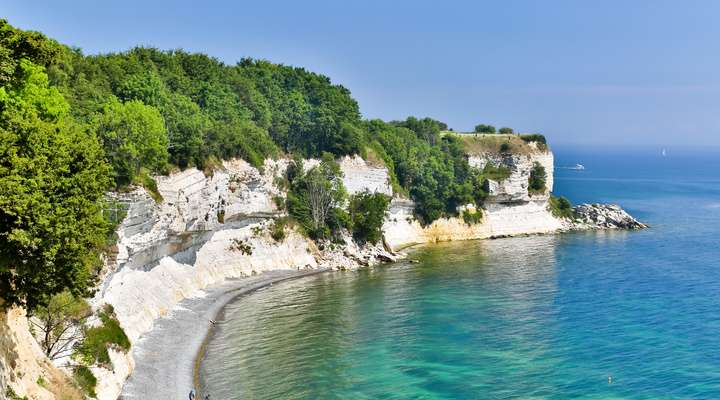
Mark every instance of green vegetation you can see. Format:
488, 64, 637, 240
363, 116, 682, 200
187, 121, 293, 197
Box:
528, 162, 547, 194
285, 155, 349, 240
269, 217, 288, 242
498, 127, 514, 134
5, 387, 28, 400
29, 291, 91, 360
349, 190, 391, 244
462, 209, 483, 225
74, 305, 130, 367
72, 366, 97, 398
482, 163, 511, 181
0, 21, 112, 311
474, 124, 496, 133
519, 134, 548, 151
93, 98, 169, 186
500, 142, 511, 153
229, 238, 253, 255
549, 195, 575, 219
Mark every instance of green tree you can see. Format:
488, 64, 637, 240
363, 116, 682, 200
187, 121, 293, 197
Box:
0, 60, 111, 311
528, 162, 547, 194
93, 98, 169, 185
498, 127, 514, 134
0, 19, 61, 86
286, 155, 348, 240
474, 124, 496, 133
349, 190, 390, 244
29, 291, 91, 360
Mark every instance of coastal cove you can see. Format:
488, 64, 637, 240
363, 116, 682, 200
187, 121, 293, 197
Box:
3, 9, 720, 400
195, 148, 720, 399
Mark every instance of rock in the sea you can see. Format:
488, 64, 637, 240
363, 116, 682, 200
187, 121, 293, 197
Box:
570, 203, 648, 230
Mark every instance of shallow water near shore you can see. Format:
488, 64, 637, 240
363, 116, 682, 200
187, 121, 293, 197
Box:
201, 147, 720, 399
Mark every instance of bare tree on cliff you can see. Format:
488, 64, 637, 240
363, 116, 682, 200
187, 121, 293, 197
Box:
29, 292, 91, 360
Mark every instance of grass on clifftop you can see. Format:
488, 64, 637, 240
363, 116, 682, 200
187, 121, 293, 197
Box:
441, 132, 548, 155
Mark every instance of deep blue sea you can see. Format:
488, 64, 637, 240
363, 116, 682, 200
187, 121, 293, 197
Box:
201, 146, 720, 399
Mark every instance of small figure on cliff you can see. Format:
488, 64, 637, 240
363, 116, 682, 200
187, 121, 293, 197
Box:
189, 389, 196, 400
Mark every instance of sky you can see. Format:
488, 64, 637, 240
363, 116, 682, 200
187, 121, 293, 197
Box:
4, 0, 720, 147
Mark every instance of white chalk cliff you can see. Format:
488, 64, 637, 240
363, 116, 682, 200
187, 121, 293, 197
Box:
383, 149, 563, 250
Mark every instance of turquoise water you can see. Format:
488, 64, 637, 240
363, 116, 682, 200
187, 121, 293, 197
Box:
201, 147, 720, 399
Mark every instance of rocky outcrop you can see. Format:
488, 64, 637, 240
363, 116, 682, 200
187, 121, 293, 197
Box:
569, 204, 648, 230
339, 155, 392, 196
469, 151, 554, 203
384, 149, 563, 250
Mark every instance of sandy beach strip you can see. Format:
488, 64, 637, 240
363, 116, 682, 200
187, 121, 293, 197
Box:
119, 268, 329, 400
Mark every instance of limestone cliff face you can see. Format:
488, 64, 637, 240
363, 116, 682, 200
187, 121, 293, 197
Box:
469, 151, 554, 203
383, 149, 562, 250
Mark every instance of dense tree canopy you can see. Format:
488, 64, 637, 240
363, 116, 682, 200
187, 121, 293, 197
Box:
0, 53, 111, 310
474, 124, 496, 134
93, 98, 168, 185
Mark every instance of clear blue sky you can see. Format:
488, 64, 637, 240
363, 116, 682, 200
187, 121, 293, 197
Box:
5, 0, 720, 147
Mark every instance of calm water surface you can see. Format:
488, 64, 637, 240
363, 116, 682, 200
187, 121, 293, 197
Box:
201, 147, 720, 399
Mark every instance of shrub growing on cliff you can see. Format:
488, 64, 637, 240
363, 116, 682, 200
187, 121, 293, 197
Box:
549, 195, 575, 219
462, 209, 483, 225
498, 127, 514, 134
519, 134, 548, 151
269, 217, 289, 242
74, 305, 130, 367
349, 190, 391, 244
528, 162, 547, 194
229, 238, 253, 255
73, 365, 97, 398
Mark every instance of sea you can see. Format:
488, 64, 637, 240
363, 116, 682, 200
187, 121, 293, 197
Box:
200, 146, 720, 399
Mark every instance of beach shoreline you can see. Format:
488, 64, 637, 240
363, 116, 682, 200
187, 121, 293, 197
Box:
118, 268, 329, 400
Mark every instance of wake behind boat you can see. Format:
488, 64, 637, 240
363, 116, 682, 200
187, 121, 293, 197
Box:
559, 163, 586, 170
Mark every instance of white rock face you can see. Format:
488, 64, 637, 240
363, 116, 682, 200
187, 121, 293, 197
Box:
383, 199, 564, 250
339, 155, 393, 196
468, 151, 554, 203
